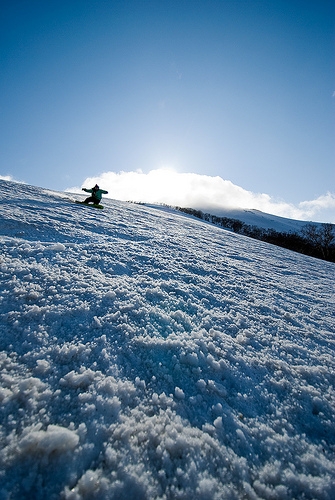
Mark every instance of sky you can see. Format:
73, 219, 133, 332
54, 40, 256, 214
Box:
0, 0, 334, 222
1, 179, 334, 499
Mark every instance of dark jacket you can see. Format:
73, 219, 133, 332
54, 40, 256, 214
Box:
82, 187, 108, 201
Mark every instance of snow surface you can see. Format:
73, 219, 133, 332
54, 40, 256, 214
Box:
0, 179, 334, 500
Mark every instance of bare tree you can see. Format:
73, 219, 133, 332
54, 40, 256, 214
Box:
302, 223, 335, 259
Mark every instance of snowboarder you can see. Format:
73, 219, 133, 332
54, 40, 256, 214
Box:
81, 184, 108, 205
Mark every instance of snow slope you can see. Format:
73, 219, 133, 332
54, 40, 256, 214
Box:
0, 179, 334, 500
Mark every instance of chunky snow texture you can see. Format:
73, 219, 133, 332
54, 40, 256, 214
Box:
0, 180, 334, 500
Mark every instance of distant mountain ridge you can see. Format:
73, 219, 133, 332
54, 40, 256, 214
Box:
145, 204, 321, 234
143, 202, 335, 262
199, 207, 315, 233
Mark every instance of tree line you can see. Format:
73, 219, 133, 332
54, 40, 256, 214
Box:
174, 207, 335, 262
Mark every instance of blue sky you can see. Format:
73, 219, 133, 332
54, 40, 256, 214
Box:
1, 0, 334, 221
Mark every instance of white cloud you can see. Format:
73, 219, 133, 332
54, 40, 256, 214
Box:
0, 174, 15, 181
67, 169, 335, 223
298, 193, 335, 217
0, 174, 25, 183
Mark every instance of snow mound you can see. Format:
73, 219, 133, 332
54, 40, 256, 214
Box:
19, 424, 79, 455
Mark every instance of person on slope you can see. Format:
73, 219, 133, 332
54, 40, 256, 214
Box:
82, 184, 108, 205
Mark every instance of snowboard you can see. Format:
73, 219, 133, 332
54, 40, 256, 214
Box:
75, 200, 104, 209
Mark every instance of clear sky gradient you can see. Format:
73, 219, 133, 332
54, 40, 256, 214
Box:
1, 0, 334, 221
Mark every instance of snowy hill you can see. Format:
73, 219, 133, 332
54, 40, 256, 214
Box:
180, 207, 312, 234
0, 179, 334, 500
